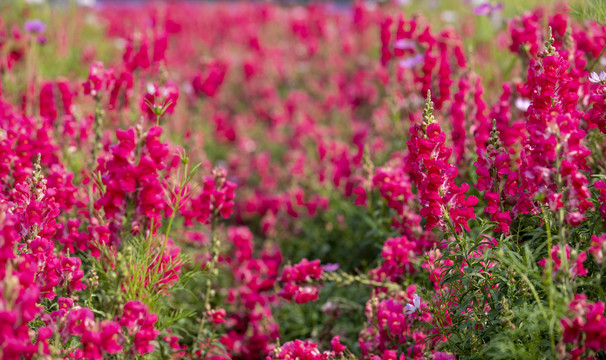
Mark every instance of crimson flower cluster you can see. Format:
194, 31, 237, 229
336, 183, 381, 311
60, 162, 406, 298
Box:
372, 235, 417, 282
359, 285, 443, 360
182, 167, 236, 225
96, 125, 170, 229
192, 60, 229, 98
588, 234, 606, 263
474, 125, 518, 232
221, 225, 282, 358
561, 294, 606, 358
372, 162, 422, 234
140, 82, 180, 120
406, 93, 478, 232
41, 299, 159, 359
537, 245, 588, 278
267, 337, 347, 360
517, 41, 592, 225
278, 258, 323, 304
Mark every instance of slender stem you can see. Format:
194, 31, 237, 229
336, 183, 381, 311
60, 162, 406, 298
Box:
154, 162, 187, 273
26, 37, 38, 118
92, 96, 103, 167
509, 258, 548, 319
198, 216, 218, 339
541, 206, 556, 357
322, 271, 402, 292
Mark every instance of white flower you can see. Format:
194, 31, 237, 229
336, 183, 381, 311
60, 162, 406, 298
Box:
404, 294, 421, 314
441, 11, 457, 24
588, 71, 606, 84
77, 0, 96, 6
146, 83, 157, 95
395, 0, 411, 6
114, 38, 127, 51
394, 39, 415, 50
515, 98, 531, 112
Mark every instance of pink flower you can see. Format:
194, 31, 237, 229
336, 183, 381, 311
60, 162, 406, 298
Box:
100, 321, 123, 354
207, 308, 227, 324
66, 307, 95, 337
484, 192, 500, 214
330, 336, 346, 356
492, 211, 511, 233
119, 301, 160, 355
589, 234, 606, 263
82, 62, 114, 97
119, 301, 149, 329
595, 181, 606, 221
140, 82, 179, 119
538, 245, 587, 278
192, 60, 229, 97
352, 186, 367, 206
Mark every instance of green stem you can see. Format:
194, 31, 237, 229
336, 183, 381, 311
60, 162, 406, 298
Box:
154, 162, 187, 273
541, 206, 556, 357
322, 271, 402, 292
198, 216, 219, 339
92, 96, 103, 167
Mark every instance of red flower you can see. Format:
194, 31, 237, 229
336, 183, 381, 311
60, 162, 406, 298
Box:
207, 308, 227, 324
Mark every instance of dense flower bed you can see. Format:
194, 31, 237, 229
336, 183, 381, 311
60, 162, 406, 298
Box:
0, 0, 606, 359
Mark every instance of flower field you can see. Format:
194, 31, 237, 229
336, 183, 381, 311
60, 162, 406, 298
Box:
2, 0, 606, 359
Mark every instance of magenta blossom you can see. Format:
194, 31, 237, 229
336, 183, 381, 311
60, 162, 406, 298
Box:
24, 19, 46, 34
473, 2, 503, 16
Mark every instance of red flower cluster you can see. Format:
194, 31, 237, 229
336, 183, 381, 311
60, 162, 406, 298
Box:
119, 301, 160, 355
266, 337, 347, 360
406, 93, 478, 232
588, 234, 606, 264
595, 180, 606, 222
140, 82, 179, 120
1, 2, 606, 360
82, 62, 114, 98
475, 124, 518, 232
192, 60, 229, 98
538, 244, 588, 278
279, 258, 323, 304
517, 40, 592, 225
222, 225, 281, 358
40, 300, 159, 359
96, 125, 170, 227
372, 235, 417, 282
182, 167, 237, 225
562, 294, 606, 358
359, 285, 440, 360
372, 162, 422, 233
